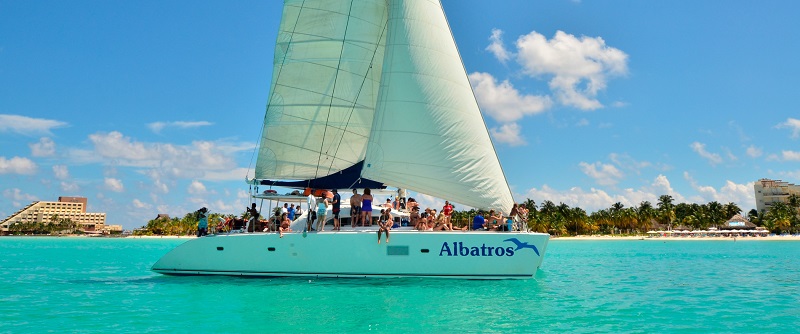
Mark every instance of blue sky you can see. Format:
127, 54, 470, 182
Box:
2, 0, 799, 230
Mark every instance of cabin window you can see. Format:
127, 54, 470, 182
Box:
386, 246, 409, 256
267, 247, 276, 252
420, 249, 429, 253
216, 247, 224, 251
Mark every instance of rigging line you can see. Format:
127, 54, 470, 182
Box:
247, 0, 308, 181
324, 4, 390, 180
313, 0, 356, 184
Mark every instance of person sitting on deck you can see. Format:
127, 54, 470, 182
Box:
410, 207, 423, 230
279, 213, 292, 238
486, 210, 503, 230
378, 208, 392, 243
472, 211, 486, 230
383, 198, 393, 208
407, 198, 418, 211
432, 212, 448, 231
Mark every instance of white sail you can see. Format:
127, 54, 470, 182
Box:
255, 0, 388, 181
361, 0, 515, 212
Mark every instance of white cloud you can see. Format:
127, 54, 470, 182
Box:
519, 175, 700, 213
782, 150, 800, 161
469, 72, 552, 123
3, 188, 38, 207
188, 180, 207, 195
486, 28, 511, 63
579, 161, 624, 186
746, 145, 763, 158
514, 30, 628, 110
690, 142, 723, 165
30, 137, 56, 157
777, 118, 800, 139
132, 199, 152, 210
0, 114, 68, 135
0, 156, 38, 175
490, 123, 527, 146
86, 131, 237, 171
104, 177, 124, 192
148, 121, 213, 133
576, 118, 589, 127
205, 167, 252, 181
683, 172, 755, 208
608, 153, 652, 174
723, 147, 738, 161
53, 165, 69, 180
60, 181, 79, 193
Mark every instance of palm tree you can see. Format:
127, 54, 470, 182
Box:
637, 201, 657, 232
657, 195, 675, 230
724, 202, 741, 220
766, 202, 792, 234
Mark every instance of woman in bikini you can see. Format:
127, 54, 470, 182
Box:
361, 188, 373, 227
279, 213, 292, 238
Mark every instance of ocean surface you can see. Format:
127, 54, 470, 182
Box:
1, 237, 798, 333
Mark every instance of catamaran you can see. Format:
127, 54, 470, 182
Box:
152, 0, 549, 279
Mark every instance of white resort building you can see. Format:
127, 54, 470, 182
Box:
1, 196, 120, 235
754, 179, 800, 213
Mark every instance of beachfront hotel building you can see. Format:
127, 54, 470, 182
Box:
754, 179, 800, 213
0, 196, 116, 234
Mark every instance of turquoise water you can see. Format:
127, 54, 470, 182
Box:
1, 237, 798, 333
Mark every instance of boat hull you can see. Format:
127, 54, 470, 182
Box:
152, 231, 549, 279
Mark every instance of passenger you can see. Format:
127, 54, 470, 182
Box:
316, 196, 329, 232
442, 201, 454, 225
331, 189, 341, 231
488, 210, 503, 230
472, 211, 486, 230
295, 205, 303, 218
407, 198, 418, 211
307, 192, 317, 231
196, 207, 208, 237
350, 189, 362, 228
246, 203, 259, 232
383, 198, 392, 208
410, 206, 423, 229
378, 208, 392, 244
287, 203, 295, 221
433, 212, 448, 231
279, 213, 292, 238
281, 203, 289, 216
361, 188, 373, 227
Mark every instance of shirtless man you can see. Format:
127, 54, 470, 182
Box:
350, 189, 362, 228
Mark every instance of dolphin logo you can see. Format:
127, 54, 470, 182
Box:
503, 238, 540, 256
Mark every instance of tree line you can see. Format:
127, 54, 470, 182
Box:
132, 194, 800, 236
6, 214, 82, 235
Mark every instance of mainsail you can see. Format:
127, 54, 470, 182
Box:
361, 0, 515, 212
255, 0, 388, 182
255, 0, 515, 212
